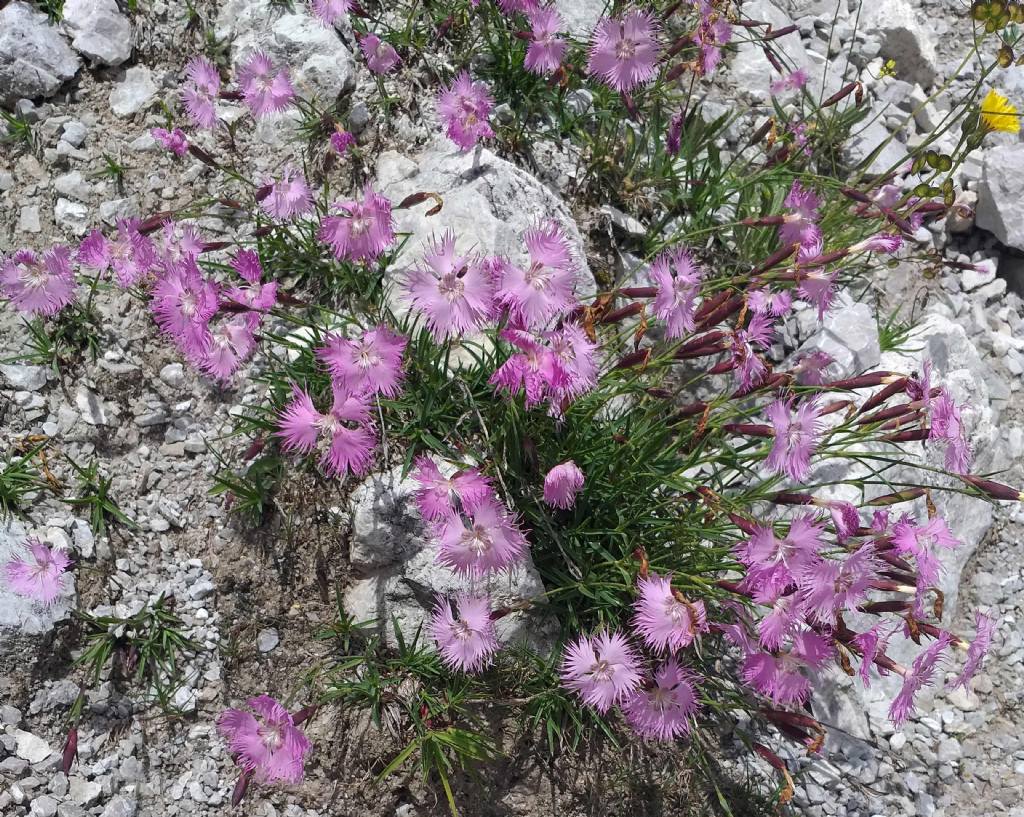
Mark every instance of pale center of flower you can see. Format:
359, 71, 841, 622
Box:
258, 719, 285, 751
462, 523, 493, 555
665, 597, 689, 625
179, 292, 198, 318
649, 685, 672, 711
615, 36, 638, 61
356, 342, 382, 370
588, 658, 614, 682
524, 261, 550, 291
917, 533, 936, 551
19, 262, 49, 290
785, 424, 804, 452
438, 272, 465, 303
451, 620, 474, 642
349, 213, 371, 237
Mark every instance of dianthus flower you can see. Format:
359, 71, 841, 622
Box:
949, 612, 995, 691
632, 572, 707, 652
756, 594, 803, 652
694, 1, 732, 75
891, 515, 959, 589
360, 34, 401, 74
544, 324, 599, 412
277, 384, 376, 477
224, 250, 278, 312
796, 240, 839, 320
317, 325, 407, 398
429, 593, 500, 673
543, 460, 585, 509
198, 313, 259, 381
437, 71, 494, 151
930, 389, 972, 474
789, 350, 834, 386
851, 232, 904, 255
151, 127, 189, 157
217, 696, 312, 784
649, 247, 702, 339
311, 0, 350, 26
181, 56, 220, 129
798, 543, 879, 626
742, 629, 832, 706
150, 260, 219, 356
779, 181, 821, 249
770, 68, 808, 96
405, 232, 495, 340
730, 313, 774, 391
260, 167, 312, 221
433, 498, 528, 576
496, 221, 577, 329
586, 11, 661, 92
525, 7, 567, 75
826, 499, 860, 542
737, 515, 824, 604
4, 538, 71, 605
1, 247, 76, 316
237, 51, 295, 118
889, 632, 952, 726
622, 659, 700, 741
851, 622, 896, 688
747, 287, 792, 317
490, 328, 567, 409
157, 220, 204, 266
79, 220, 157, 288
560, 630, 643, 712
765, 397, 822, 482
411, 457, 493, 521
319, 184, 395, 263
496, 0, 540, 14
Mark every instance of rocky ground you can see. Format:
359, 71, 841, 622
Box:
2, 0, 1024, 816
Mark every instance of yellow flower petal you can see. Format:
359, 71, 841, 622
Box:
981, 88, 1020, 134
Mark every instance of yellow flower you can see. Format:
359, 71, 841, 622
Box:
980, 88, 1020, 134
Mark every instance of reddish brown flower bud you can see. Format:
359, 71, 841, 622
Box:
883, 428, 931, 442
824, 371, 900, 390
751, 242, 798, 274
764, 24, 798, 40
231, 770, 252, 807
961, 475, 1024, 502
866, 488, 927, 506
724, 423, 773, 437
599, 302, 644, 324
620, 286, 657, 298
821, 82, 860, 108
61, 727, 78, 775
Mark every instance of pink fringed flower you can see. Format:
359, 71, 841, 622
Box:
930, 390, 972, 474
318, 325, 407, 398
544, 324, 599, 412
151, 127, 189, 157
694, 1, 732, 75
747, 287, 792, 317
181, 56, 221, 129
198, 314, 259, 381
330, 129, 356, 155
560, 630, 643, 712
891, 515, 959, 588
737, 515, 824, 604
798, 544, 879, 626
319, 184, 395, 263
650, 247, 702, 339
730, 313, 774, 391
412, 457, 492, 521
157, 220, 204, 266
260, 167, 312, 220
496, 0, 540, 14
543, 460, 584, 509
4, 539, 71, 605
490, 328, 567, 409
851, 232, 904, 255
238, 51, 295, 118
360, 34, 401, 74
225, 250, 278, 312
765, 397, 822, 483
429, 593, 500, 673
780, 181, 821, 249
78, 220, 157, 288
525, 7, 567, 75
796, 242, 839, 320
633, 572, 707, 652
217, 695, 312, 784
405, 232, 495, 340
587, 11, 661, 92
889, 632, 952, 726
790, 349, 834, 386
1, 247, 77, 316
949, 612, 995, 691
151, 260, 219, 355
311, 0, 350, 26
497, 221, 577, 329
622, 659, 700, 741
770, 68, 808, 96
743, 629, 832, 706
277, 385, 377, 477
437, 71, 494, 150
851, 622, 896, 688
433, 498, 528, 576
